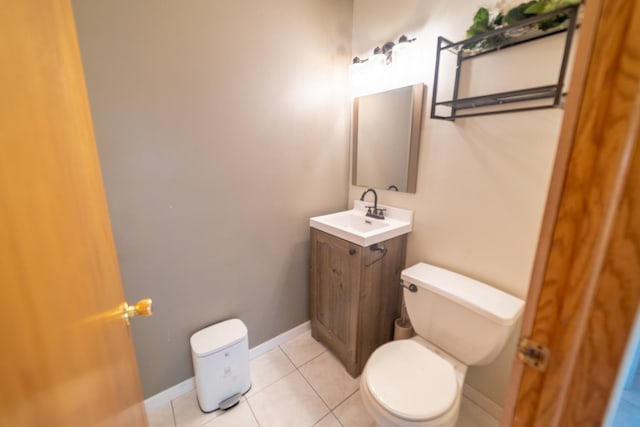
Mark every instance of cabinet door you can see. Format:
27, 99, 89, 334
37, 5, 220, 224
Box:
309, 229, 361, 373
357, 234, 406, 372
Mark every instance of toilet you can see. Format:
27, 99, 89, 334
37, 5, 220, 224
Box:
360, 263, 524, 427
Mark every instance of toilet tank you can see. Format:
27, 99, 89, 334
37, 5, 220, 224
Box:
401, 263, 524, 366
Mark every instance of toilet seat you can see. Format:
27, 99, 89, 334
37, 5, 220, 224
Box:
364, 340, 458, 422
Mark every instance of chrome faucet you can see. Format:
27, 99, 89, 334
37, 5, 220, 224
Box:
360, 188, 386, 219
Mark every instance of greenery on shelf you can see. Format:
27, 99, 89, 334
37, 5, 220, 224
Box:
464, 0, 581, 50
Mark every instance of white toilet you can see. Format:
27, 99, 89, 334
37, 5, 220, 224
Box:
360, 262, 524, 427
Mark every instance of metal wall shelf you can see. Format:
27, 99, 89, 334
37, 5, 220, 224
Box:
431, 5, 579, 121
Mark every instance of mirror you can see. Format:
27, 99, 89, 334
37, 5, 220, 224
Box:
352, 84, 424, 193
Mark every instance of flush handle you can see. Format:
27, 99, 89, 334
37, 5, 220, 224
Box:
122, 298, 153, 325
400, 281, 418, 293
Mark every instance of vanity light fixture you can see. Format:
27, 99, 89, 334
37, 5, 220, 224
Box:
350, 34, 420, 98
352, 35, 417, 66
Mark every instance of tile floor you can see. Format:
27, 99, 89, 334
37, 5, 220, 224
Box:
146, 331, 500, 427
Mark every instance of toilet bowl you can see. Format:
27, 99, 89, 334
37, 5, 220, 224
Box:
360, 263, 524, 427
360, 338, 466, 427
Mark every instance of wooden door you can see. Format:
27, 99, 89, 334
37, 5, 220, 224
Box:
502, 0, 640, 425
0, 1, 148, 426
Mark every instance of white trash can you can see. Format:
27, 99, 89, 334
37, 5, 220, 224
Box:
190, 318, 251, 412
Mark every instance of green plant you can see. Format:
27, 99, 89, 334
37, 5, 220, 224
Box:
504, 1, 538, 25
464, 7, 505, 50
466, 7, 494, 38
524, 0, 581, 29
464, 0, 582, 47
524, 0, 581, 15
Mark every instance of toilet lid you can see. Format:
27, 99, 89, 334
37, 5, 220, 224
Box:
365, 340, 458, 421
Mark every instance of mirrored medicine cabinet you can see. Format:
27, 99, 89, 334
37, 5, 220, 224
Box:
352, 84, 424, 193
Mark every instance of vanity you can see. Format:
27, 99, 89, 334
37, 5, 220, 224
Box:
309, 78, 420, 376
309, 201, 412, 377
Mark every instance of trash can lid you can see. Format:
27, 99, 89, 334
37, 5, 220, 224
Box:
190, 318, 248, 357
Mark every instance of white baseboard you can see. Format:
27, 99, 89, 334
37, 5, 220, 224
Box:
144, 320, 311, 412
462, 383, 504, 420
248, 321, 310, 359
144, 377, 194, 411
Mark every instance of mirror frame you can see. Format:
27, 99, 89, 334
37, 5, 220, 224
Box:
351, 83, 425, 193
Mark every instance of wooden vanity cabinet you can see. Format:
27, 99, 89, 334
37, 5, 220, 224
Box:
309, 228, 407, 377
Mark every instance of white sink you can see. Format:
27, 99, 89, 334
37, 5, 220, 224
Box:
310, 200, 413, 247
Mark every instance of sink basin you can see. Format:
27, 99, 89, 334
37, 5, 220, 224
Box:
310, 200, 413, 247
324, 212, 388, 233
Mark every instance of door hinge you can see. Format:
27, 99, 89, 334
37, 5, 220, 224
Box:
517, 337, 550, 372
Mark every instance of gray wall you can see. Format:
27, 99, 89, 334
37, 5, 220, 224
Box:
72, 0, 353, 397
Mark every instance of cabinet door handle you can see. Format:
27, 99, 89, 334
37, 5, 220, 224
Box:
349, 249, 356, 256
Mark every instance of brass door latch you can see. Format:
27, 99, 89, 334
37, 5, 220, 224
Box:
122, 298, 153, 325
517, 337, 550, 372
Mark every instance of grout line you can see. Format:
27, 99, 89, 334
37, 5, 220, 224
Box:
170, 400, 177, 427
295, 357, 360, 414
330, 410, 345, 427
249, 364, 302, 402
296, 361, 332, 411
289, 343, 358, 412
327, 386, 350, 427
279, 342, 337, 425
331, 388, 359, 412
243, 396, 262, 427
296, 348, 329, 369
279, 337, 329, 370
315, 412, 344, 427
251, 356, 328, 427
279, 344, 297, 367
290, 348, 336, 418
246, 347, 297, 399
